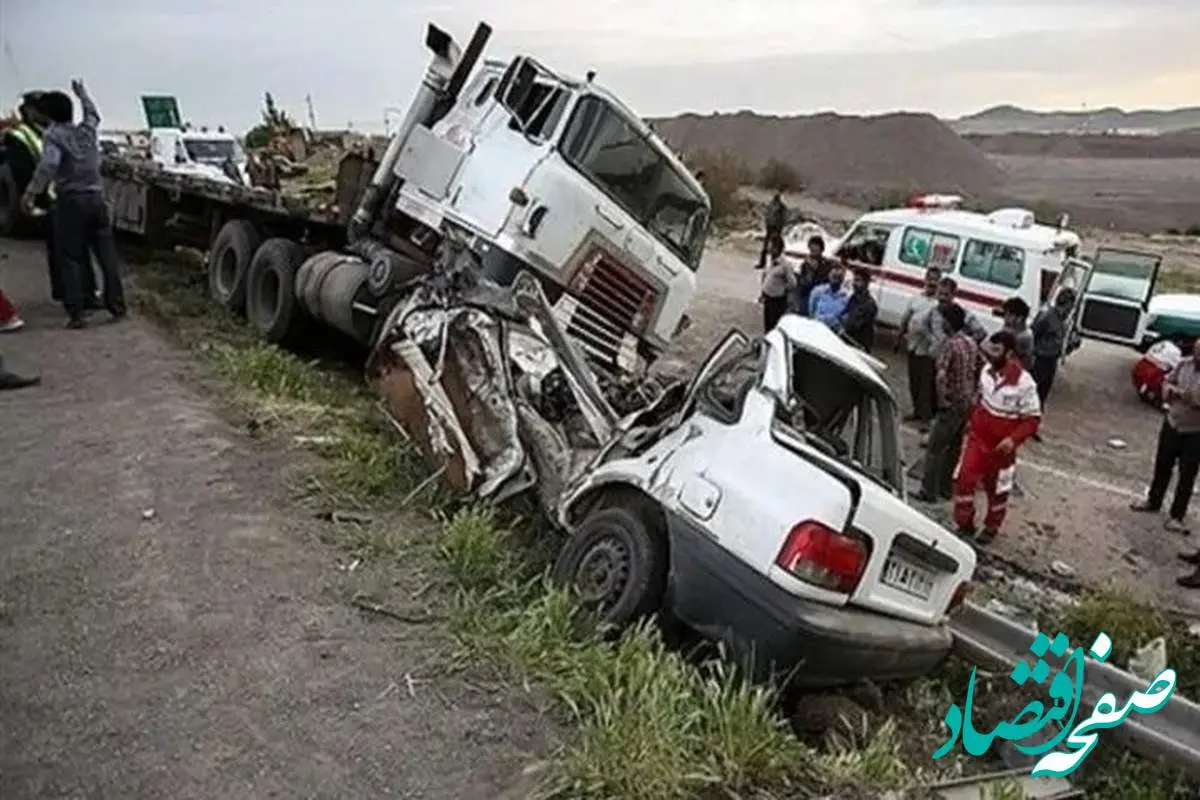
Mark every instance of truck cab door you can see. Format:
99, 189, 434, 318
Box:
1074, 247, 1163, 348
1046, 258, 1092, 361
444, 56, 561, 237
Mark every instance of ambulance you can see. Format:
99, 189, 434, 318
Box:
808, 195, 1168, 356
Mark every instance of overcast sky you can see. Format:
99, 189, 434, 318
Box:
3, 0, 1199, 133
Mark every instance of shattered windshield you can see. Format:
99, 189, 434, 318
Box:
184, 138, 241, 164
773, 346, 902, 493
559, 95, 709, 269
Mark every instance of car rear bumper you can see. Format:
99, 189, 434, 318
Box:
665, 513, 953, 689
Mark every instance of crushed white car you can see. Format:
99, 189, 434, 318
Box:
368, 257, 976, 688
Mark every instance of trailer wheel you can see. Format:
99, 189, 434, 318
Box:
246, 237, 306, 344
207, 219, 261, 314
552, 505, 668, 628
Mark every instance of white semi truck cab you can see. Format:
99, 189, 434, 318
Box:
149, 127, 250, 186
346, 23, 710, 378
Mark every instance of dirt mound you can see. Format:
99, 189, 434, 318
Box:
652, 111, 1006, 201
967, 131, 1200, 159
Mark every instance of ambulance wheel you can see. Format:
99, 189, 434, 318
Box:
552, 505, 668, 628
208, 219, 261, 314
246, 237, 306, 344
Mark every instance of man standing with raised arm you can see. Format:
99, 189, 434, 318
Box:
21, 79, 126, 329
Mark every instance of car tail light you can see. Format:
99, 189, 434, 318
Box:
948, 581, 971, 613
775, 520, 868, 594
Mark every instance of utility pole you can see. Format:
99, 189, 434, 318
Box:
305, 94, 317, 130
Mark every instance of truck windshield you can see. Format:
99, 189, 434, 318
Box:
559, 95, 709, 269
184, 139, 241, 164
777, 348, 902, 493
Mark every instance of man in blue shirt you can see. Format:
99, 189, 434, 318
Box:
21, 79, 126, 328
808, 261, 849, 328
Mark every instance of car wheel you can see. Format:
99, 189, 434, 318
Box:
551, 505, 667, 627
245, 237, 306, 344
207, 219, 261, 314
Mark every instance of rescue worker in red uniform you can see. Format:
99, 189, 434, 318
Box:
951, 330, 1042, 545
1133, 338, 1187, 407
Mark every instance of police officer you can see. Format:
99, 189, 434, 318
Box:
3, 91, 97, 305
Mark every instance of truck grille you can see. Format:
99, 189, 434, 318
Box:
1080, 298, 1139, 339
556, 253, 657, 374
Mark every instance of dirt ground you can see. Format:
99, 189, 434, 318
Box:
988, 153, 1200, 233
664, 236, 1200, 618
0, 240, 553, 799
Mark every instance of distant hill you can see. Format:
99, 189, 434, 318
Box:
652, 110, 1006, 202
950, 105, 1200, 135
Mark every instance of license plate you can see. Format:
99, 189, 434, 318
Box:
882, 556, 936, 600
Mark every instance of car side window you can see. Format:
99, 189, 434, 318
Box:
899, 227, 960, 270
961, 239, 1025, 289
697, 349, 761, 423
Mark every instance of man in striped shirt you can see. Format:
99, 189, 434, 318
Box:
916, 303, 980, 502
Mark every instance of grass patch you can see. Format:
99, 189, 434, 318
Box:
437, 508, 931, 799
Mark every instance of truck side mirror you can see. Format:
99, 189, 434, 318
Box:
496, 56, 538, 118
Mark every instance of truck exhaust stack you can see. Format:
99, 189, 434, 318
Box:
348, 22, 492, 240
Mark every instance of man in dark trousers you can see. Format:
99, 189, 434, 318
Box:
1131, 342, 1200, 535
756, 192, 787, 270
1029, 289, 1077, 441
759, 235, 795, 332
840, 266, 878, 352
915, 303, 980, 503
0, 352, 40, 391
792, 234, 833, 316
3, 92, 98, 307
898, 267, 941, 429
21, 80, 125, 329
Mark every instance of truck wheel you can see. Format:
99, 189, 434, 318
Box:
551, 505, 667, 628
208, 219, 261, 314
246, 237, 306, 344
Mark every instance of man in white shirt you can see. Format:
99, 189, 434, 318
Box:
897, 267, 941, 428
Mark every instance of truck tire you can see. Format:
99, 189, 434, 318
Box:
207, 219, 261, 314
551, 505, 668, 628
0, 163, 21, 238
245, 237, 306, 344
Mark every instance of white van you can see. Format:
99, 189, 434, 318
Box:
809, 196, 1080, 334
806, 195, 1168, 356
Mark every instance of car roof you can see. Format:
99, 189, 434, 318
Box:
773, 316, 891, 393
1149, 293, 1200, 317
854, 207, 1082, 252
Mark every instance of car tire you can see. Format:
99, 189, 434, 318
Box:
245, 237, 306, 344
551, 505, 668, 628
207, 219, 261, 314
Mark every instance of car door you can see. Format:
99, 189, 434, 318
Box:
1045, 258, 1093, 361
1074, 247, 1164, 347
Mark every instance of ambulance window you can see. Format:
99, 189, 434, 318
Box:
961, 239, 1025, 289
899, 227, 960, 270
838, 223, 894, 266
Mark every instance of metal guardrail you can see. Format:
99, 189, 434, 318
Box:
950, 601, 1200, 781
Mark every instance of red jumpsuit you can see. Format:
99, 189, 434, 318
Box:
1132, 340, 1182, 407
952, 356, 1041, 534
